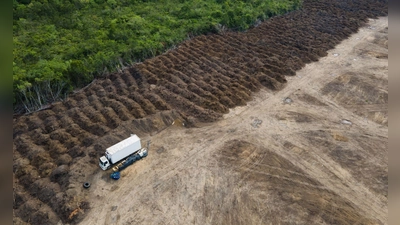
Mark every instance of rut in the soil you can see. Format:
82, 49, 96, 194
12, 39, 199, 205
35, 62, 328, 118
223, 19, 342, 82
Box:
13, 0, 388, 224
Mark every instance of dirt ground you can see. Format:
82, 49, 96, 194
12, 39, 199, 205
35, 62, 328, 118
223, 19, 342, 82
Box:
77, 17, 388, 225
13, 0, 388, 224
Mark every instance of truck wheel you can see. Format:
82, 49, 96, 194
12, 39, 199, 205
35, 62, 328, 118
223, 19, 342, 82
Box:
83, 182, 90, 188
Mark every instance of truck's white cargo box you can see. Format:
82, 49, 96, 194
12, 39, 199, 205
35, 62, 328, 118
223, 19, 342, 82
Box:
105, 134, 142, 164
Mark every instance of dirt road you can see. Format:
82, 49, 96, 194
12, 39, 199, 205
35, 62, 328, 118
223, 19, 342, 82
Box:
79, 17, 388, 225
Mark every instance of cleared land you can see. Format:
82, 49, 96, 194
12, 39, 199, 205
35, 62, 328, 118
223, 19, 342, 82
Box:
78, 16, 388, 225
13, 0, 388, 224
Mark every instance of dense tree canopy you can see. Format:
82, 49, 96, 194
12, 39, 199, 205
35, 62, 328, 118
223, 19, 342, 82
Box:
13, 0, 302, 112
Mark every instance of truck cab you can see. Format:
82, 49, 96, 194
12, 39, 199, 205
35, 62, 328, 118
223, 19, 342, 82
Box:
99, 156, 111, 170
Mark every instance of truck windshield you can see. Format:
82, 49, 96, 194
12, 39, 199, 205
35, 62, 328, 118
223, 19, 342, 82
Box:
99, 159, 104, 165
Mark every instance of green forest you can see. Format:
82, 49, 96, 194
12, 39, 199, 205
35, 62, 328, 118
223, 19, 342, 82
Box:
13, 0, 302, 112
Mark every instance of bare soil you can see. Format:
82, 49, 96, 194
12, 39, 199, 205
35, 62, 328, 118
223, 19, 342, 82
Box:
13, 0, 388, 224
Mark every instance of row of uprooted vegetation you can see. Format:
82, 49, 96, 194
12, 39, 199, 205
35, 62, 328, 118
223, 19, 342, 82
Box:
13, 0, 388, 224
13, 0, 303, 115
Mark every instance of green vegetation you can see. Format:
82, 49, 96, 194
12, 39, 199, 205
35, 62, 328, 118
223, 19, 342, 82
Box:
13, 0, 302, 112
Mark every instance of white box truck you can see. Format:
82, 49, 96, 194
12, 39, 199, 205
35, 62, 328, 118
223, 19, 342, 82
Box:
99, 134, 142, 170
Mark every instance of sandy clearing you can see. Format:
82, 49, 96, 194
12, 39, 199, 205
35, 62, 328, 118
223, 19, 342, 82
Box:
79, 17, 388, 225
